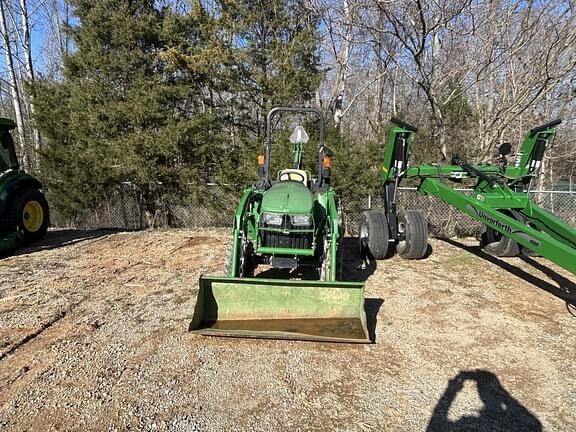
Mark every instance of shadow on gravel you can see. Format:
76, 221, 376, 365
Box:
364, 298, 384, 343
3, 228, 127, 258
340, 237, 377, 282
427, 369, 542, 432
442, 239, 576, 308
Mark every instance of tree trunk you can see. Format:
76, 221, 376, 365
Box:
20, 0, 42, 161
332, 0, 352, 129
0, 0, 27, 168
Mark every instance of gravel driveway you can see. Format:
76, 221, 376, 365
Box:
0, 228, 574, 431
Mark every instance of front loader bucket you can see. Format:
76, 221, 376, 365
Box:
190, 276, 370, 343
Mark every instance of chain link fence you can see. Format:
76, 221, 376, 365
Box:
344, 188, 576, 238
50, 184, 576, 239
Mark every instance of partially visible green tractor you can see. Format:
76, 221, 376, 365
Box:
191, 107, 369, 343
0, 118, 49, 252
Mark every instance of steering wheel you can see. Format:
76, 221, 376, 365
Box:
279, 171, 306, 183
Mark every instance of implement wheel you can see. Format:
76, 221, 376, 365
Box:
513, 211, 540, 257
359, 210, 389, 260
396, 210, 428, 259
481, 210, 520, 257
9, 188, 50, 245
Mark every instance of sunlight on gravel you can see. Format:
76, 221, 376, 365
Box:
0, 228, 575, 431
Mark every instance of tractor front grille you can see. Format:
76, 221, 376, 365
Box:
260, 215, 313, 250
261, 231, 312, 249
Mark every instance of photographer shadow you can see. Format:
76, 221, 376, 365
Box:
427, 369, 541, 432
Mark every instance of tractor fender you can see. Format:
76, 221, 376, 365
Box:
0, 173, 43, 217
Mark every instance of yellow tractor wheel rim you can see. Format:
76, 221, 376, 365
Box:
22, 201, 44, 232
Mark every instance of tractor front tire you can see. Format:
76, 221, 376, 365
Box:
223, 240, 233, 276
359, 210, 389, 260
223, 236, 254, 277
396, 210, 428, 260
10, 188, 50, 245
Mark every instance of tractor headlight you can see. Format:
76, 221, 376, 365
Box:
263, 213, 283, 226
290, 214, 311, 227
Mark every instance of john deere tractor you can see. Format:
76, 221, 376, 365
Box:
224, 107, 342, 281
190, 107, 369, 343
0, 117, 49, 252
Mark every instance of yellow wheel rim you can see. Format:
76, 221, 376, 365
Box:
22, 201, 44, 232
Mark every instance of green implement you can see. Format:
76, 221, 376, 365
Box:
361, 117, 576, 276
190, 276, 369, 343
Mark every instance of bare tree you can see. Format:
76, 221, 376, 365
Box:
19, 0, 42, 154
0, 0, 27, 166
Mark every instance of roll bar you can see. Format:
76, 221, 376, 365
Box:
264, 107, 326, 187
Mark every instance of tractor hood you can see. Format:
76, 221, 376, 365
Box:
261, 182, 313, 214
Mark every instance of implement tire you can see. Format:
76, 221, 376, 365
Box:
481, 210, 520, 257
359, 210, 389, 260
396, 210, 428, 260
513, 211, 541, 257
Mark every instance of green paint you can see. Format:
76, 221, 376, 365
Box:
190, 276, 370, 343
260, 182, 313, 214
378, 118, 576, 275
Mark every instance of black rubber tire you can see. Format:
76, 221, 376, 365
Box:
223, 236, 254, 277
6, 188, 50, 245
396, 210, 428, 259
359, 210, 389, 260
481, 211, 520, 257
223, 239, 233, 276
512, 211, 540, 257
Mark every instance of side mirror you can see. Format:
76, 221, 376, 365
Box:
498, 143, 512, 157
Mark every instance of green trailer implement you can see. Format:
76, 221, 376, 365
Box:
190, 107, 370, 343
361, 118, 576, 276
0, 118, 49, 253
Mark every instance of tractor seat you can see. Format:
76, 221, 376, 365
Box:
278, 169, 309, 185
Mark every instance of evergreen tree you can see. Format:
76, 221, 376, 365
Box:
31, 0, 323, 218
217, 0, 323, 181
31, 0, 224, 215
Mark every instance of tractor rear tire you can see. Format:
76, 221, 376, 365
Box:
481, 210, 520, 257
8, 188, 50, 245
396, 210, 428, 260
359, 210, 389, 260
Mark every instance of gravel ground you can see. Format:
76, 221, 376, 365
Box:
0, 228, 575, 431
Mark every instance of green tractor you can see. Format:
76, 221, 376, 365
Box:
190, 107, 369, 343
0, 118, 49, 252
225, 106, 342, 281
